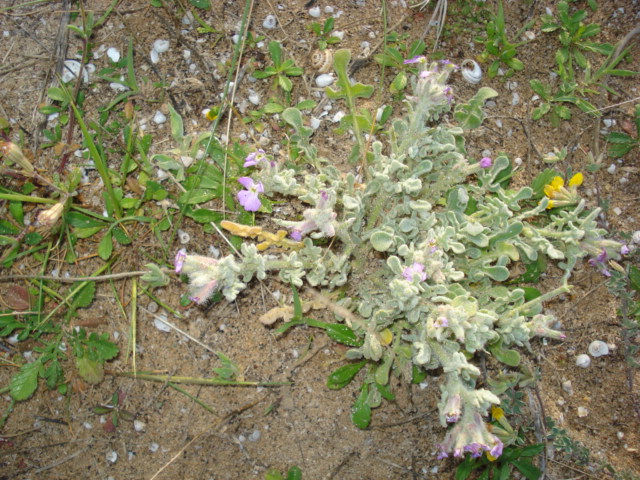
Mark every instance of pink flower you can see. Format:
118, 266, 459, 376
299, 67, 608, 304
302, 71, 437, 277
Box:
402, 262, 427, 282
480, 157, 492, 168
244, 149, 266, 167
175, 249, 187, 273
404, 55, 425, 64
237, 177, 264, 212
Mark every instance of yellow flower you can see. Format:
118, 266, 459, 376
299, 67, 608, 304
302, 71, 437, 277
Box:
204, 106, 220, 122
491, 406, 505, 420
543, 173, 583, 209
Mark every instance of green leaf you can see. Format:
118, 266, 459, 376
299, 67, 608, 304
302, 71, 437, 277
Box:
186, 208, 223, 224
112, 226, 131, 245
71, 282, 96, 309
488, 339, 521, 367
76, 356, 104, 384
278, 75, 293, 92
189, 0, 210, 8
324, 324, 363, 347
519, 444, 545, 457
264, 102, 285, 114
87, 332, 119, 361
178, 188, 220, 205
454, 456, 475, 480
65, 211, 108, 228
390, 71, 408, 93
327, 361, 367, 389
265, 469, 284, 480
9, 201, 24, 225
98, 231, 113, 260
351, 384, 371, 429
629, 266, 640, 292
0, 220, 20, 235
47, 86, 70, 103
286, 467, 302, 480
167, 103, 185, 144
532, 103, 551, 120
268, 41, 282, 67
326, 49, 374, 101
531, 168, 559, 197
512, 459, 542, 480
10, 360, 41, 401
141, 263, 170, 287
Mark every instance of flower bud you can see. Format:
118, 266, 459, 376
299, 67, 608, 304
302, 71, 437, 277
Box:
36, 202, 64, 228
0, 140, 34, 173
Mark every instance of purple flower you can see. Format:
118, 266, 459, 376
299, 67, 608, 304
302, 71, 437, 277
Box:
588, 249, 611, 277
444, 394, 462, 423
290, 230, 302, 242
480, 157, 492, 168
286, 190, 337, 240
402, 262, 427, 282
443, 86, 454, 104
436, 411, 504, 460
175, 249, 187, 273
237, 177, 264, 212
244, 149, 266, 167
434, 316, 449, 328
621, 244, 630, 255
404, 55, 425, 64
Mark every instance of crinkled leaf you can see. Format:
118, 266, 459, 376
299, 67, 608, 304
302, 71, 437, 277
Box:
112, 227, 131, 245
76, 356, 104, 384
87, 332, 119, 361
10, 360, 41, 401
71, 282, 96, 309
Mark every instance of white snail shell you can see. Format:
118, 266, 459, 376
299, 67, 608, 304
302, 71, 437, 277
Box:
587, 340, 609, 357
461, 59, 482, 84
311, 49, 333, 74
315, 73, 335, 88
575, 354, 591, 368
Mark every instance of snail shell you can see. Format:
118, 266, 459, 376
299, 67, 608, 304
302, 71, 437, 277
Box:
311, 49, 333, 74
587, 340, 609, 357
461, 59, 482, 84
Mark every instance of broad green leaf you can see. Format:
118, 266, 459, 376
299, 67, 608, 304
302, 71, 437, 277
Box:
167, 103, 185, 144
47, 86, 70, 103
0, 220, 20, 235
351, 384, 371, 429
264, 102, 284, 114
512, 459, 542, 480
454, 457, 475, 480
71, 281, 96, 309
629, 266, 640, 293
65, 211, 108, 228
76, 356, 104, 384
519, 444, 545, 457
324, 324, 363, 347
278, 75, 293, 92
74, 226, 104, 238
10, 360, 41, 401
488, 339, 521, 367
98, 231, 113, 260
178, 188, 219, 205
326, 49, 374, 101
87, 332, 119, 361
186, 208, 223, 224
327, 361, 366, 389
112, 226, 131, 245
285, 466, 302, 480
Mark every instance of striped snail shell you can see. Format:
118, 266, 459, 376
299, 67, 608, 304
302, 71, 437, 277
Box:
311, 49, 333, 74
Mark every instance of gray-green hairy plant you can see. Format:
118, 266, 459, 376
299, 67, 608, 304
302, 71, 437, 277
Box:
171, 51, 621, 460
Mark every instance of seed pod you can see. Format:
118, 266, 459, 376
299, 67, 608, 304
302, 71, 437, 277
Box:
311, 49, 333, 74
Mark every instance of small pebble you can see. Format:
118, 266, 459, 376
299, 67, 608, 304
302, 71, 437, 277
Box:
248, 430, 261, 442
562, 380, 574, 395
577, 406, 588, 418
153, 39, 170, 53
262, 14, 277, 29
315, 73, 334, 87
617, 431, 624, 440
149, 442, 159, 453
134, 420, 146, 432
607, 164, 616, 174
153, 111, 167, 125
308, 6, 321, 17
613, 207, 622, 216
106, 451, 118, 464
153, 315, 171, 333
106, 47, 121, 63
324, 6, 334, 13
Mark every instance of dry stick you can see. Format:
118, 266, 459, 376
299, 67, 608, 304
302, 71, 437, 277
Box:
0, 270, 166, 283
32, 447, 90, 475
148, 397, 264, 480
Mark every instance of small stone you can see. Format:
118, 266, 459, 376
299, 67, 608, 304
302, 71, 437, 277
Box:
315, 73, 334, 87
153, 111, 167, 125
308, 6, 321, 17
134, 420, 146, 432
577, 406, 588, 418
106, 450, 118, 464
607, 164, 616, 174
562, 380, 574, 396
153, 315, 171, 333
149, 442, 159, 453
153, 39, 170, 53
262, 14, 277, 29
248, 430, 261, 442
617, 431, 624, 440
106, 47, 121, 63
